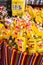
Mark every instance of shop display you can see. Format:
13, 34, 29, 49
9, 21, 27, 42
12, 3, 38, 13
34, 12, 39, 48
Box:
0, 1, 43, 65
0, 5, 43, 53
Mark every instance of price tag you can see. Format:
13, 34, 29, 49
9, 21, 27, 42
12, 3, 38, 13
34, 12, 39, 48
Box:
12, 0, 25, 16
12, 5, 22, 10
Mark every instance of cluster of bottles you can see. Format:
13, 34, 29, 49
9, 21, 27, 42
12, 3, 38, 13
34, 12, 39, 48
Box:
0, 5, 43, 53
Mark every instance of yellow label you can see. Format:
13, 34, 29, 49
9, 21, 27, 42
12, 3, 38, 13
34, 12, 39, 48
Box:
37, 40, 43, 53
15, 37, 27, 52
12, 0, 25, 16
28, 39, 36, 53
